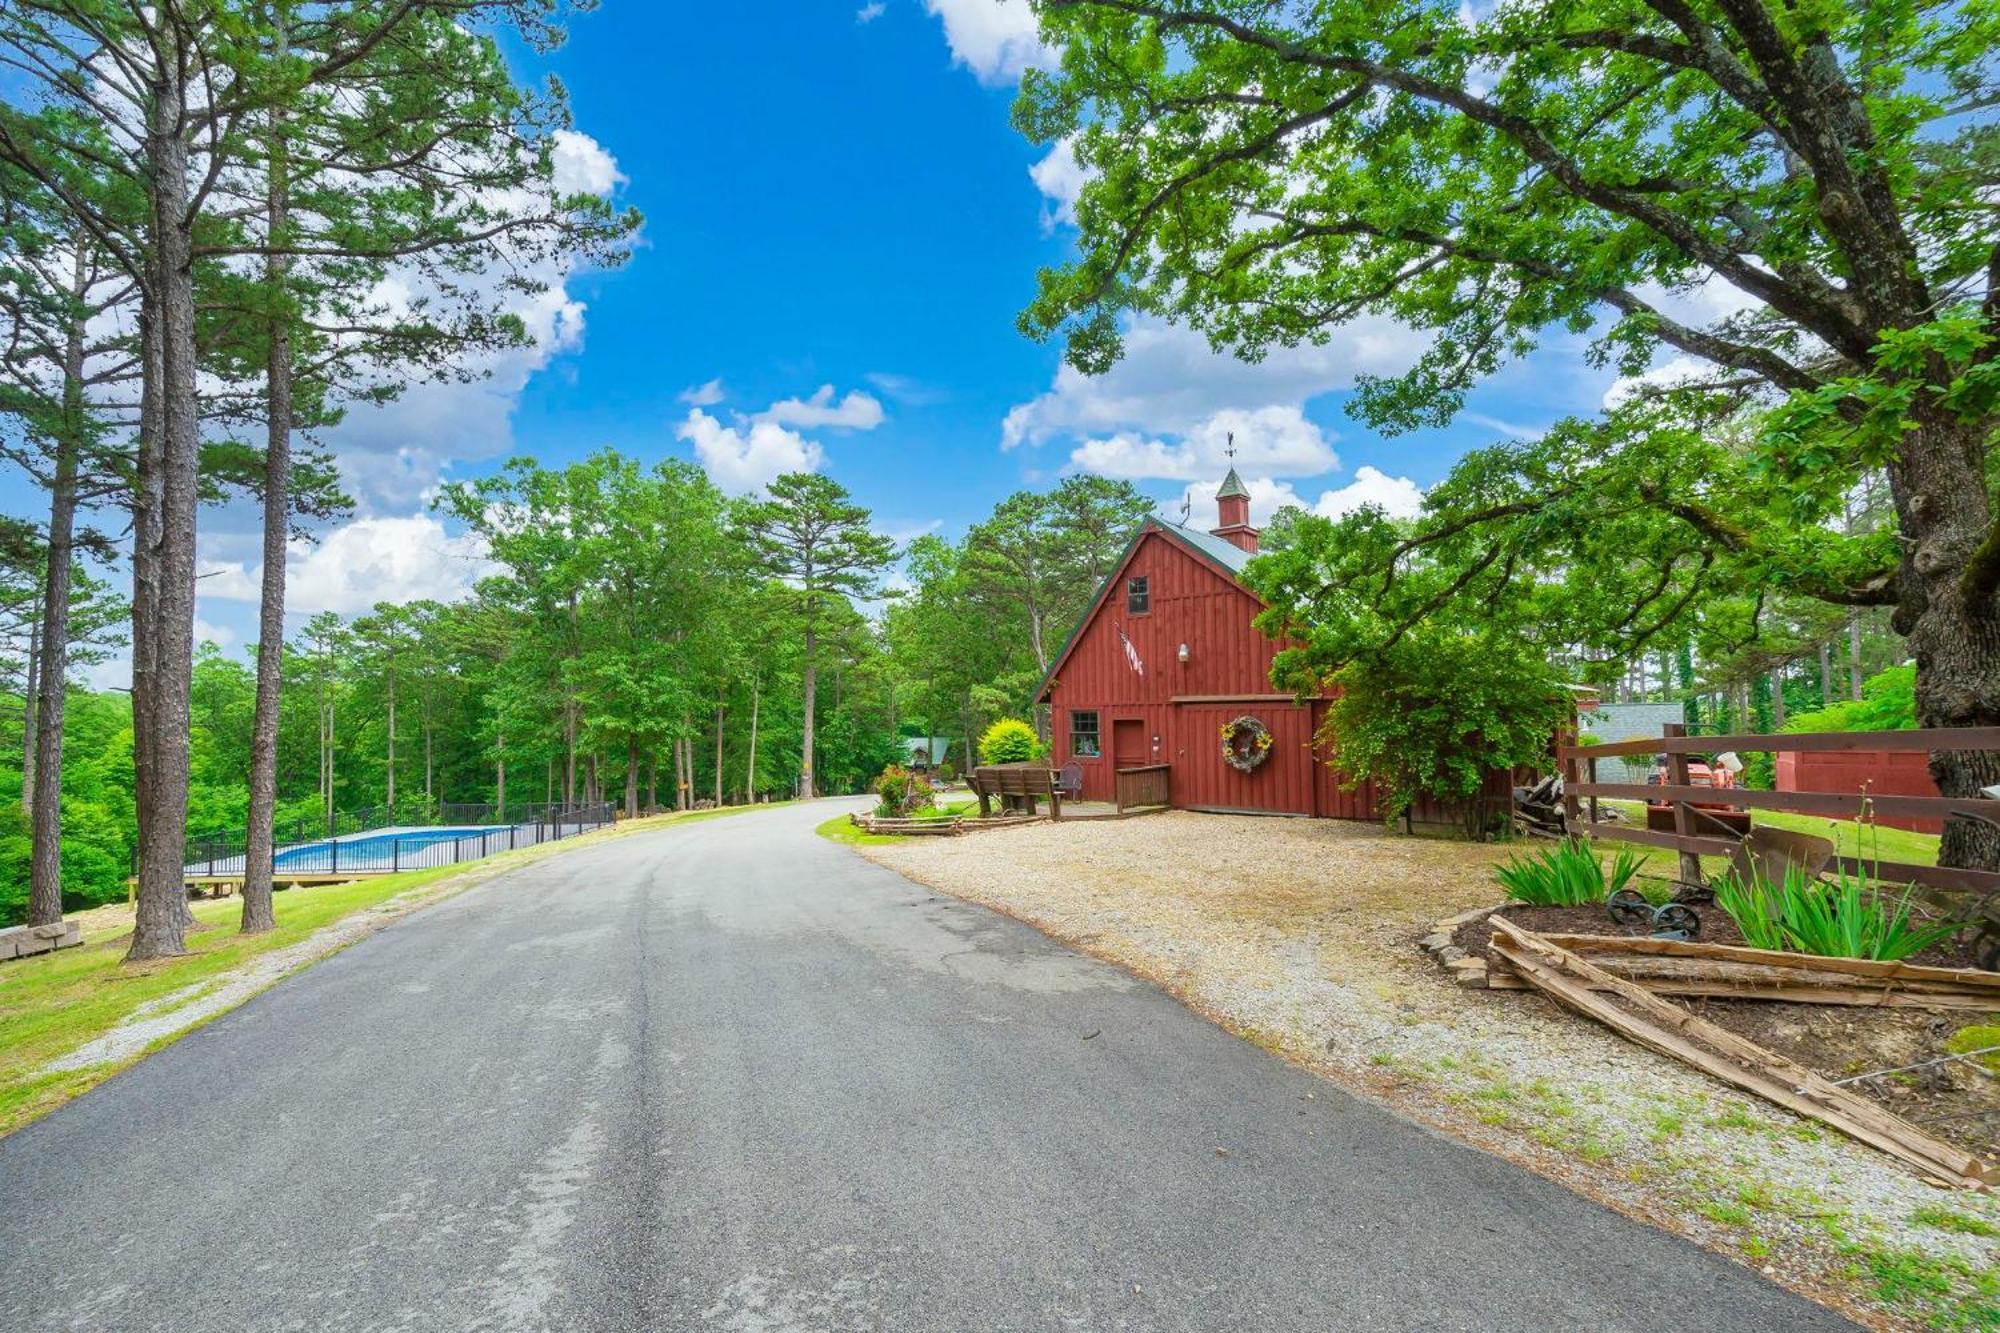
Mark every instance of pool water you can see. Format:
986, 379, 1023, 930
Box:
272, 825, 508, 868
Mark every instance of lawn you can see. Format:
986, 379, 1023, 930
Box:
1593, 800, 1944, 883
0, 802, 790, 1137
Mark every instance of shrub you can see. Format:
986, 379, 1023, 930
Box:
1495, 839, 1645, 907
1711, 862, 1960, 961
977, 718, 1041, 766
873, 765, 935, 817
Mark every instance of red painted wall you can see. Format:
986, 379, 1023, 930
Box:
1044, 525, 1383, 818
1774, 749, 1943, 834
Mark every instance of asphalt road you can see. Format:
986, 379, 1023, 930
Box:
0, 800, 1856, 1332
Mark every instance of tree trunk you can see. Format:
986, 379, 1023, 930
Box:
1770, 667, 1786, 729
624, 737, 638, 818
563, 704, 576, 806
713, 703, 724, 806
1888, 415, 2000, 871
242, 86, 292, 934
385, 672, 397, 810
1848, 613, 1865, 700
647, 754, 657, 811
129, 44, 202, 963
495, 730, 506, 818
26, 248, 89, 927
801, 624, 817, 798
1820, 642, 1834, 707
21, 623, 38, 820
745, 679, 760, 803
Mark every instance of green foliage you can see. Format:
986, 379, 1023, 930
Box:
1712, 863, 1960, 961
1495, 840, 1644, 908
872, 765, 935, 818
1778, 665, 1917, 735
1012, 0, 2000, 833
977, 718, 1041, 766
1283, 621, 1571, 835
1709, 866, 1794, 952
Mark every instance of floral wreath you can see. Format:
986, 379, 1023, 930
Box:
1219, 715, 1275, 772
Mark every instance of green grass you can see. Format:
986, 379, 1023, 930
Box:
1596, 801, 1944, 881
1913, 1206, 2000, 1239
817, 811, 904, 845
0, 803, 783, 1137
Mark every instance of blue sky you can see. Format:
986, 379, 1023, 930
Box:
149, 1, 1681, 669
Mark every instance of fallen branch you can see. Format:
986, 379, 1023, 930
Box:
1488, 918, 1992, 1191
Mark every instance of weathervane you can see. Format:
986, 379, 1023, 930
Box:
1225, 431, 1236, 461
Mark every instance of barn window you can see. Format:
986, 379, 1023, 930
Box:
1125, 576, 1150, 614
1070, 710, 1101, 758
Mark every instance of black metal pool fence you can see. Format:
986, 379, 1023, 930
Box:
155, 801, 617, 879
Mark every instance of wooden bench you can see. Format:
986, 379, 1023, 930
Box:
968, 764, 1064, 821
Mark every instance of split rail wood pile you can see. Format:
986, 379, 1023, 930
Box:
1558, 724, 2000, 903
1485, 931, 2000, 1009
1489, 919, 1992, 1190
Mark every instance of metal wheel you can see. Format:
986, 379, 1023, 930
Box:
1606, 888, 1653, 929
1651, 902, 1701, 940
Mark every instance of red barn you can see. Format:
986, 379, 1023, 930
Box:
1037, 469, 1406, 821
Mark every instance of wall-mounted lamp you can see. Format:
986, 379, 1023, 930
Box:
1177, 643, 1190, 664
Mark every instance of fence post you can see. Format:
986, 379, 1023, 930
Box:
1559, 727, 1581, 835
331, 837, 339, 876
1663, 721, 1704, 890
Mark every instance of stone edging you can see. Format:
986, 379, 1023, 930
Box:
1420, 903, 1506, 988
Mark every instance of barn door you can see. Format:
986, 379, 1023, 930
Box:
1112, 719, 1147, 769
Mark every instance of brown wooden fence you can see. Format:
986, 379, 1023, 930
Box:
1558, 723, 2000, 899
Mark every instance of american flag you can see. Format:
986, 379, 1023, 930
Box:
1117, 623, 1145, 676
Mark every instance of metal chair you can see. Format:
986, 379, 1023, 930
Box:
1057, 762, 1084, 800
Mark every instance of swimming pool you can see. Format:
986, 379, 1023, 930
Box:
270, 825, 509, 872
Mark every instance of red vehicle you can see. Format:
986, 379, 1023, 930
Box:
1645, 757, 1752, 834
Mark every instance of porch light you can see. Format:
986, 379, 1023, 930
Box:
1177, 642, 1190, 663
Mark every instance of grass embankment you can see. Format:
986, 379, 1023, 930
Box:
0, 802, 790, 1137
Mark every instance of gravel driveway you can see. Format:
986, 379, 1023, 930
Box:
863, 811, 2000, 1331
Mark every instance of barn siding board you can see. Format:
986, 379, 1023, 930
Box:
1045, 522, 1390, 819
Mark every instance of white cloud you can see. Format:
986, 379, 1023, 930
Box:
865, 371, 946, 406
857, 1, 886, 20
196, 559, 260, 601
193, 617, 237, 650
678, 377, 726, 407
1170, 466, 1424, 530
1003, 315, 1425, 449
921, 0, 1050, 84
1029, 136, 1086, 231
199, 516, 496, 617
1312, 466, 1426, 520
677, 409, 824, 495
1602, 354, 1711, 410
754, 384, 885, 431
551, 129, 626, 196
1069, 406, 1339, 481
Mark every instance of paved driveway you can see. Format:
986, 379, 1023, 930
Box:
0, 800, 1856, 1331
